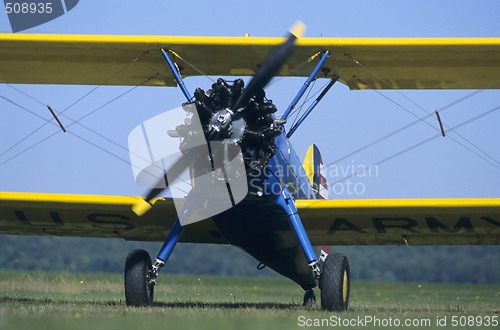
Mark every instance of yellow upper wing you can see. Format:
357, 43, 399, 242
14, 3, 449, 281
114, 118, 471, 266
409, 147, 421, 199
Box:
1, 34, 500, 89
1, 192, 499, 245
297, 198, 500, 245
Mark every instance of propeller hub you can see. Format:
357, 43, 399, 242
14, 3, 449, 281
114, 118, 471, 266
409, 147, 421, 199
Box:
209, 108, 246, 144
211, 108, 233, 131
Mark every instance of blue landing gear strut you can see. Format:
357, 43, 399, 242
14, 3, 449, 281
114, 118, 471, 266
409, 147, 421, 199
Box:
275, 187, 350, 311
275, 187, 322, 307
149, 218, 184, 285
275, 188, 321, 278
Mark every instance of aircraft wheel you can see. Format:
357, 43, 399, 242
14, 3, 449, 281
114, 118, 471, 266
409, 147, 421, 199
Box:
319, 253, 350, 311
303, 289, 316, 307
125, 249, 154, 307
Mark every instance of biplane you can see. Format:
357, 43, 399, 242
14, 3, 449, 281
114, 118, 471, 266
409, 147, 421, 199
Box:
1, 24, 500, 311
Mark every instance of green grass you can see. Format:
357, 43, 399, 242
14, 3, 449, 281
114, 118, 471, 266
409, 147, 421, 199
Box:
0, 271, 499, 330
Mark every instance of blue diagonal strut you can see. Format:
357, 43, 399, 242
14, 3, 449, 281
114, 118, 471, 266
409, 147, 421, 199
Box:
161, 49, 192, 101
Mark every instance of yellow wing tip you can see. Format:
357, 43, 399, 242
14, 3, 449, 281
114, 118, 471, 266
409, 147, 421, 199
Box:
290, 21, 306, 38
132, 200, 152, 216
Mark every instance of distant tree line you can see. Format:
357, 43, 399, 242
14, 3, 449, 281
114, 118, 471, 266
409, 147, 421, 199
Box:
0, 235, 498, 284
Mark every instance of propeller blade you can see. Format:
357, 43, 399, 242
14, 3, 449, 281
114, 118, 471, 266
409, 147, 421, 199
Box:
233, 21, 305, 111
132, 144, 206, 216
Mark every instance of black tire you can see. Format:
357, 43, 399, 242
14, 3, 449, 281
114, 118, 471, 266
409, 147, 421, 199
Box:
125, 249, 154, 307
303, 289, 316, 307
319, 253, 350, 311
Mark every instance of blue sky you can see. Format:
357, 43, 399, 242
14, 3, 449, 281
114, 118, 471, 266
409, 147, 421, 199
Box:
0, 0, 499, 199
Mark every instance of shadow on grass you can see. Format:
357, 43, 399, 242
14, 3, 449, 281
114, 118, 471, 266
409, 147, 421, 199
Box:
0, 296, 121, 306
154, 301, 300, 310
3, 296, 496, 314
0, 296, 300, 310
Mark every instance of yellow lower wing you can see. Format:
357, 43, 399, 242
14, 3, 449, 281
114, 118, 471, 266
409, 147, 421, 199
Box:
1, 192, 498, 245
0, 192, 225, 244
297, 198, 500, 245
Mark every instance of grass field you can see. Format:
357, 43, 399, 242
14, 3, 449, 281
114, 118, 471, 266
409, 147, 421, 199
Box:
0, 271, 498, 329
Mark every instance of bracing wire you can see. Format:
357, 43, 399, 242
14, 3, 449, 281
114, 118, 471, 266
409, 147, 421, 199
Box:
284, 79, 332, 120
1, 52, 153, 160
0, 74, 157, 166
289, 78, 316, 129
331, 104, 500, 186
167, 50, 216, 84
1, 76, 193, 194
338, 56, 500, 168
